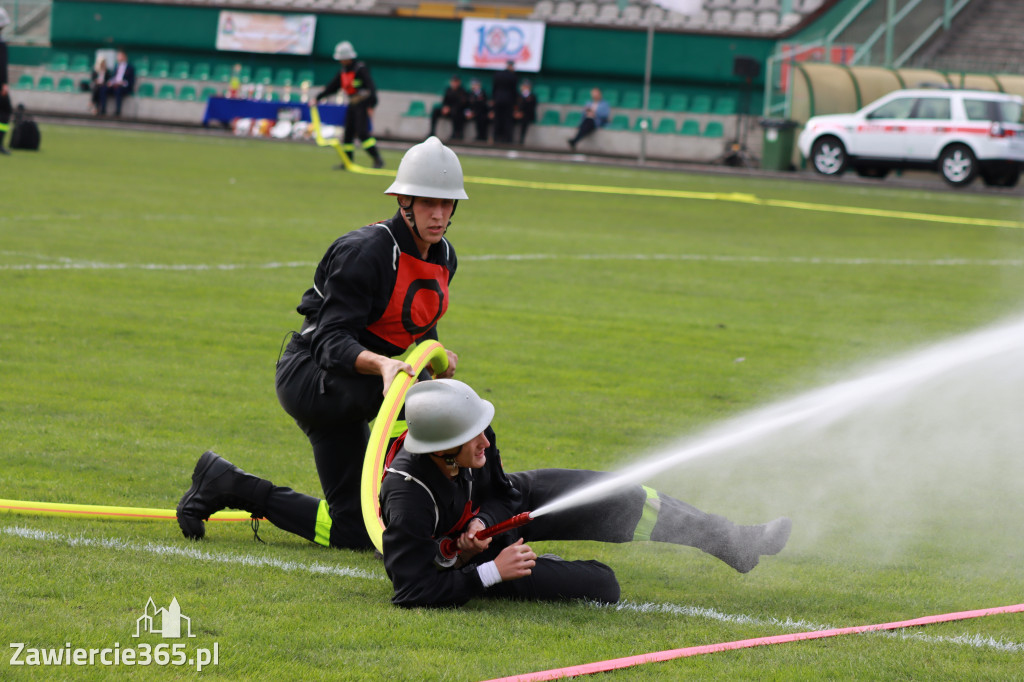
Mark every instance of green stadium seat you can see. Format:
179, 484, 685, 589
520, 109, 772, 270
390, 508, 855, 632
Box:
648, 92, 666, 110
702, 121, 724, 137
620, 91, 641, 109
191, 62, 212, 81
68, 54, 90, 73
137, 82, 156, 98
200, 86, 219, 101
563, 111, 582, 128
288, 92, 304, 103
403, 100, 427, 117
57, 77, 76, 92
273, 69, 294, 87
533, 83, 550, 103
212, 64, 233, 82
633, 116, 653, 131
539, 109, 561, 126
552, 86, 573, 105
690, 94, 712, 114
253, 67, 273, 85
150, 60, 170, 78
170, 61, 191, 79
297, 69, 315, 86
655, 118, 677, 134
135, 56, 151, 77
602, 89, 620, 107
15, 74, 35, 89
713, 97, 736, 115
47, 53, 69, 71
179, 85, 198, 101
667, 94, 689, 112
36, 76, 55, 91
157, 84, 177, 100
574, 88, 592, 106
607, 114, 629, 131
238, 65, 252, 83
679, 119, 701, 136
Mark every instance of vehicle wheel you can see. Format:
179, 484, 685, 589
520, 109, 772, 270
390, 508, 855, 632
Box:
810, 136, 848, 176
855, 166, 889, 179
981, 167, 1020, 188
939, 144, 977, 187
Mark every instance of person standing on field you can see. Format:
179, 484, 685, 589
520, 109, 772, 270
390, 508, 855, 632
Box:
315, 40, 385, 169
177, 137, 465, 549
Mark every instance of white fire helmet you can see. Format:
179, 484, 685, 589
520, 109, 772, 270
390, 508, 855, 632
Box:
385, 136, 468, 200
403, 379, 494, 454
333, 41, 357, 61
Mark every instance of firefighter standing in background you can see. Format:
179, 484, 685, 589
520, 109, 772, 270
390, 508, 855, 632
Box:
0, 8, 12, 156
314, 40, 385, 169
176, 137, 464, 550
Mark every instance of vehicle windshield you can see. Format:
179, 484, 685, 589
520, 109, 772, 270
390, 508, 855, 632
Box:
963, 98, 1023, 123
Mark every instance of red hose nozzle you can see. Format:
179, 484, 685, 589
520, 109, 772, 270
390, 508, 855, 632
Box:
438, 511, 534, 561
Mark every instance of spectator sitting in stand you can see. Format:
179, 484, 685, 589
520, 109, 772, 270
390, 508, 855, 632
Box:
89, 57, 109, 115
429, 75, 469, 142
513, 79, 537, 145
99, 49, 135, 117
466, 79, 490, 143
567, 87, 610, 151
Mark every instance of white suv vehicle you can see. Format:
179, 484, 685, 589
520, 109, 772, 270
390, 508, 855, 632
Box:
797, 89, 1024, 188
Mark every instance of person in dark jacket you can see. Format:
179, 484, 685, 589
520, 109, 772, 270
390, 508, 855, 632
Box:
99, 50, 135, 117
490, 60, 518, 144
513, 79, 538, 145
176, 137, 465, 549
380, 380, 793, 608
315, 40, 384, 169
89, 57, 110, 115
0, 8, 11, 155
466, 79, 490, 142
429, 75, 468, 141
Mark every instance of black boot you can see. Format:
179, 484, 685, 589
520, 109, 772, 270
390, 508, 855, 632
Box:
367, 145, 385, 169
650, 496, 792, 573
176, 451, 274, 540
0, 130, 9, 156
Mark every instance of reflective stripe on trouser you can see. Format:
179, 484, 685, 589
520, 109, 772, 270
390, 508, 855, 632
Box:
314, 499, 332, 547
631, 486, 659, 541
342, 143, 356, 152
361, 138, 378, 149
0, 123, 9, 132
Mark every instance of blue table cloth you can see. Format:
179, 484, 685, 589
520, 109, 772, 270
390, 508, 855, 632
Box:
202, 98, 347, 126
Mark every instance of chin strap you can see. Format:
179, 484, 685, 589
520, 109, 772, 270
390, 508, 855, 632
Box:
397, 197, 459, 239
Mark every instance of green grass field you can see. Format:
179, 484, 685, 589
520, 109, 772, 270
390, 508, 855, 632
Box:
2, 124, 1024, 680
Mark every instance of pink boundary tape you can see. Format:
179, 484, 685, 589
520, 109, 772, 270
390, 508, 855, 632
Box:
483, 603, 1024, 682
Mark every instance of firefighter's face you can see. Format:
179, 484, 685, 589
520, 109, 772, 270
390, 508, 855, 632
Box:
403, 196, 455, 246
446, 431, 489, 470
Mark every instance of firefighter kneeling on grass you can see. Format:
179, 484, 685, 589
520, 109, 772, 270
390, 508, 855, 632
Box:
380, 379, 793, 608
314, 40, 385, 169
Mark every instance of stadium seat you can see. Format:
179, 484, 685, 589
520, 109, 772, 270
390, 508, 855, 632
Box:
36, 76, 55, 91
68, 54, 90, 73
288, 93, 304, 103
733, 9, 756, 29
170, 61, 191, 79
655, 118, 677, 134
150, 60, 170, 78
702, 121, 724, 137
179, 85, 198, 101
552, 86, 574, 105
602, 89, 619, 107
212, 64, 233, 82
274, 69, 295, 87
46, 53, 69, 71
137, 82, 156, 98
618, 5, 642, 24
632, 116, 652, 131
57, 77, 76, 92
533, 83, 551, 103
539, 109, 561, 126
679, 119, 701, 135
200, 86, 219, 101
563, 111, 583, 127
531, 0, 555, 19
296, 69, 316, 86
756, 0, 779, 10
15, 73, 34, 89
135, 56, 151, 77
756, 10, 779, 30
238, 65, 252, 83
574, 88, 591, 106
594, 3, 618, 22
713, 97, 737, 115
403, 100, 428, 117
648, 91, 666, 110
689, 94, 712, 113
253, 67, 274, 85
157, 84, 178, 100
553, 0, 575, 19
620, 91, 641, 109
575, 1, 598, 21
191, 62, 212, 80
607, 114, 629, 131
667, 93, 689, 112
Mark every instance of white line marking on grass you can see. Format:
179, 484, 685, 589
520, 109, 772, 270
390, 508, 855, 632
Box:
3, 524, 1022, 653
3, 254, 1024, 273
0, 525, 381, 580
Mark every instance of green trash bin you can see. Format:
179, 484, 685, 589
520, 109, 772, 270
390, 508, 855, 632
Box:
759, 119, 798, 171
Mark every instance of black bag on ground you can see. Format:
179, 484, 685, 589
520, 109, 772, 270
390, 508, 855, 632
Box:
10, 104, 41, 151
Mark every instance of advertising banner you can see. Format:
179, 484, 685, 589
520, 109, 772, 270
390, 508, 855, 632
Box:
458, 18, 545, 72
216, 11, 317, 56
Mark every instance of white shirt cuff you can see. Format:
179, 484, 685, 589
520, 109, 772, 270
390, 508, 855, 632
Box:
476, 561, 502, 588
